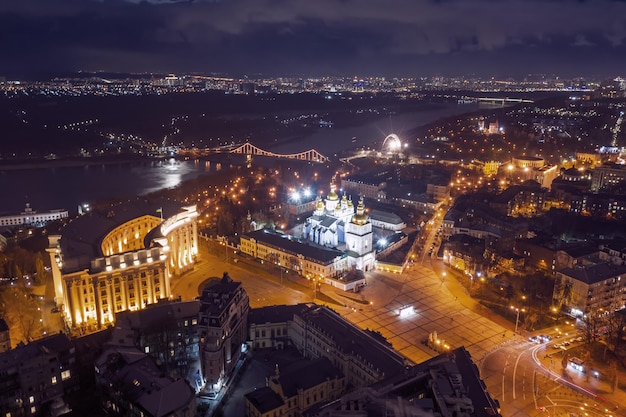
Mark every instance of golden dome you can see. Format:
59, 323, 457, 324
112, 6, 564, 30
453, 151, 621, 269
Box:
327, 184, 339, 201
316, 197, 324, 211
347, 198, 354, 207
352, 198, 368, 225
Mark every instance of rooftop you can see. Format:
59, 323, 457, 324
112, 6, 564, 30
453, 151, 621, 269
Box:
96, 346, 195, 417
243, 229, 346, 264
199, 274, 247, 321
559, 262, 626, 285
298, 305, 407, 377
0, 333, 73, 372
368, 209, 404, 225
272, 357, 343, 398
319, 347, 500, 417
244, 386, 285, 414
57, 197, 184, 273
249, 303, 311, 325
115, 299, 200, 330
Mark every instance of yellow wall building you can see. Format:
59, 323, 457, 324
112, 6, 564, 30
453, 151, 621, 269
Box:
47, 200, 198, 332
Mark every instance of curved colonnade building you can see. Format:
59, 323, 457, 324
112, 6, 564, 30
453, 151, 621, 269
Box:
47, 199, 199, 332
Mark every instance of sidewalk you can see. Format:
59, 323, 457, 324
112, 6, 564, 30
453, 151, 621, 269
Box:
434, 261, 518, 334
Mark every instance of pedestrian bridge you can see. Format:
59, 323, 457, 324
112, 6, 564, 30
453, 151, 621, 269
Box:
229, 142, 328, 162
471, 96, 534, 104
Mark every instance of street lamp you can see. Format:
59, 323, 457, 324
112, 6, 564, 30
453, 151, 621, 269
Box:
511, 306, 525, 334
313, 277, 323, 302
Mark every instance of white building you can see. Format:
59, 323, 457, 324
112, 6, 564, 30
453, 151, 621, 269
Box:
0, 203, 68, 228
304, 185, 375, 271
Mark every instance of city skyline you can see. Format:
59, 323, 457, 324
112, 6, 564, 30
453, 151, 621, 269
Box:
2, 0, 626, 79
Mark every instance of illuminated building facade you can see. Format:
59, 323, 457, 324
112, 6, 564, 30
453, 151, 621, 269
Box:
241, 185, 375, 285
304, 185, 375, 272
501, 156, 559, 189
590, 162, 626, 192
47, 199, 199, 331
239, 229, 349, 282
0, 203, 68, 228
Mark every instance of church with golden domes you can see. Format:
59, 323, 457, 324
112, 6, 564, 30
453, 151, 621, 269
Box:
304, 184, 375, 271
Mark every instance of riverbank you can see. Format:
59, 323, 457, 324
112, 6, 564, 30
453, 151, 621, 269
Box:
0, 154, 171, 171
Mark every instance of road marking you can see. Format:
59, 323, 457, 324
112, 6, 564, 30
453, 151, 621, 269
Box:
503, 358, 509, 402
512, 350, 524, 400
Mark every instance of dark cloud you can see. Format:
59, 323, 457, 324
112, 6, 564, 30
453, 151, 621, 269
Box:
1, 0, 625, 77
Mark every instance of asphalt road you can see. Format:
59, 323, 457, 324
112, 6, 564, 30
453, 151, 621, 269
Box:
481, 335, 621, 417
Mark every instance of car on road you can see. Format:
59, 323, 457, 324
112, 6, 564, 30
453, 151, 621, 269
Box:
538, 335, 552, 343
529, 336, 540, 343
198, 392, 217, 400
551, 344, 562, 349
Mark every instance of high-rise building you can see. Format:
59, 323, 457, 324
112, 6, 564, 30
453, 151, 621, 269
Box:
198, 274, 250, 392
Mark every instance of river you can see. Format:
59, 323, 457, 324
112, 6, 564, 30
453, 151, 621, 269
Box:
0, 159, 223, 215
0, 101, 504, 215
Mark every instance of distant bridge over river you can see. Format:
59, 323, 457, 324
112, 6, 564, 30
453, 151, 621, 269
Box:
459, 96, 534, 105
187, 142, 329, 163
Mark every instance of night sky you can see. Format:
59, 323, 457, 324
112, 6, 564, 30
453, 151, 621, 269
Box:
1, 0, 626, 78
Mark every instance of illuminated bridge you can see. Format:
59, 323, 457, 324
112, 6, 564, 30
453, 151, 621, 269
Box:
229, 142, 329, 163
474, 96, 534, 104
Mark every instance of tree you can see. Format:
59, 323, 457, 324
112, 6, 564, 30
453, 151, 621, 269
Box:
288, 256, 301, 274
581, 312, 603, 345
0, 253, 8, 277
34, 254, 47, 286
266, 252, 280, 266
0, 282, 41, 343
216, 210, 235, 236
524, 312, 539, 331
